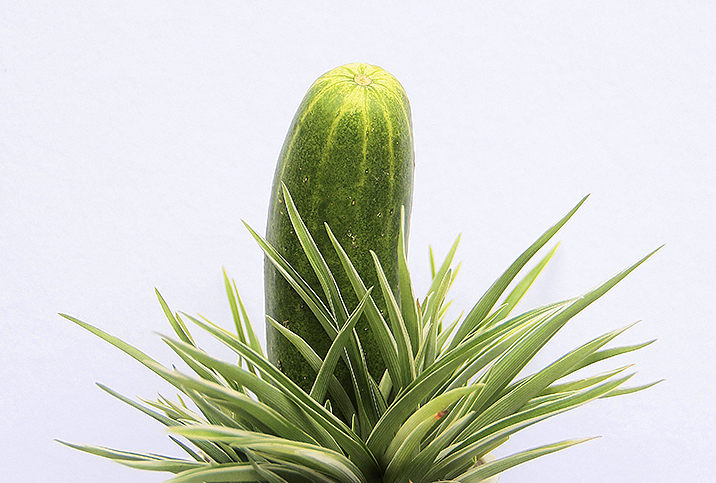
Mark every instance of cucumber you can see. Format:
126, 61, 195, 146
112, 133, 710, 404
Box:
264, 63, 414, 399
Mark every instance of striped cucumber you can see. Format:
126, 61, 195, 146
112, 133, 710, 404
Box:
265, 63, 414, 398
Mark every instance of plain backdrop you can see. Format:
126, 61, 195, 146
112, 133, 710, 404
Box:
2, 2, 714, 482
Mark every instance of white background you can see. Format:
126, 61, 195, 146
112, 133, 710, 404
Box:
2, 2, 714, 482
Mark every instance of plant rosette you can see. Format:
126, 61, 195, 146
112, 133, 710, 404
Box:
59, 188, 659, 482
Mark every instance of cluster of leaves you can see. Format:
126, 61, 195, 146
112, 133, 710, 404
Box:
59, 186, 659, 483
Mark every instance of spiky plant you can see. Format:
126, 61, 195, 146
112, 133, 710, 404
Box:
59, 185, 659, 483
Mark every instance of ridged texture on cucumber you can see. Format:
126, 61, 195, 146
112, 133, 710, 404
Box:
265, 63, 414, 399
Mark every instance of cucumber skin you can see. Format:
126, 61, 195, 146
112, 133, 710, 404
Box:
265, 63, 414, 396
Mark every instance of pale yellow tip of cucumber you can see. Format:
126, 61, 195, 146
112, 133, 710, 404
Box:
353, 73, 372, 86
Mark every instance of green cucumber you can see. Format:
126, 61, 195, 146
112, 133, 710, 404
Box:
265, 63, 414, 399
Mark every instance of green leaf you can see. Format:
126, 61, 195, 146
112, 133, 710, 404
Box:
371, 250, 416, 386
311, 289, 372, 404
449, 196, 588, 350
453, 438, 594, 482
424, 235, 461, 309
55, 440, 202, 473
60, 313, 157, 368
422, 268, 453, 372
281, 182, 348, 322
600, 379, 664, 398
95, 383, 178, 427
429, 246, 436, 279
157, 290, 195, 346
435, 311, 463, 355
166, 463, 260, 483
326, 223, 404, 392
398, 205, 421, 357
570, 339, 657, 374
266, 316, 357, 422
537, 365, 633, 398
170, 425, 367, 483
224, 271, 264, 379
249, 202, 380, 431
495, 244, 559, 323
224, 269, 247, 344
234, 278, 263, 356
243, 221, 338, 335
